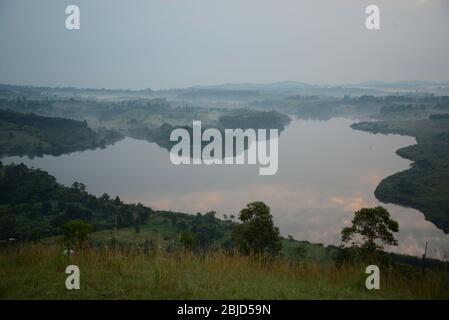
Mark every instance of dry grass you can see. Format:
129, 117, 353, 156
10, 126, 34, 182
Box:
0, 244, 448, 300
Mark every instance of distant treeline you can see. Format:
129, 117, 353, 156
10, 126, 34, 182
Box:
177, 89, 260, 100
429, 113, 449, 120
218, 109, 291, 130
346, 94, 449, 105
0, 110, 122, 157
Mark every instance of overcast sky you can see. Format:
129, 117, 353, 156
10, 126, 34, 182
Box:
0, 0, 448, 89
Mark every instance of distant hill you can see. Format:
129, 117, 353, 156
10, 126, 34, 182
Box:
348, 80, 449, 90
177, 88, 260, 100
191, 81, 316, 93
186, 81, 386, 96
2, 81, 448, 98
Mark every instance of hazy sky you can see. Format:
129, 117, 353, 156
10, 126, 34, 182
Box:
0, 0, 448, 89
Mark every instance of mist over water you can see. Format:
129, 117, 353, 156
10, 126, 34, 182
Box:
4, 118, 449, 259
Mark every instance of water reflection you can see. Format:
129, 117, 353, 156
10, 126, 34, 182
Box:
4, 118, 449, 259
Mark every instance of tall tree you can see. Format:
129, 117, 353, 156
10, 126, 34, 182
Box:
341, 206, 399, 252
232, 201, 282, 256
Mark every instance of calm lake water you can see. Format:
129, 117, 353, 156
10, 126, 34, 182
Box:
4, 118, 449, 259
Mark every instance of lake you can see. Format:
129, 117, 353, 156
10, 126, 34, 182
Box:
4, 118, 449, 259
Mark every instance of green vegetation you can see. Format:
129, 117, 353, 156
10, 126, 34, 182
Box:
232, 201, 282, 256
2, 162, 442, 267
0, 162, 352, 263
218, 109, 291, 130
252, 92, 449, 234
0, 110, 122, 157
122, 108, 291, 151
1, 163, 448, 299
0, 162, 242, 252
0, 96, 291, 153
62, 220, 93, 249
336, 207, 400, 265
0, 163, 151, 240
1, 244, 448, 299
352, 117, 449, 233
341, 206, 399, 251
1, 84, 449, 299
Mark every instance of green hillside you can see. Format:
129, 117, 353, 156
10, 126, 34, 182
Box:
0, 110, 122, 157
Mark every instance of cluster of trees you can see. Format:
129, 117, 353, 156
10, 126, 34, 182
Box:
0, 162, 237, 247
1, 162, 401, 264
98, 98, 170, 122
180, 202, 399, 262
348, 94, 448, 105
429, 114, 449, 120
177, 211, 231, 251
177, 202, 283, 256
380, 104, 427, 114
0, 163, 150, 240
0, 110, 122, 157
129, 109, 291, 155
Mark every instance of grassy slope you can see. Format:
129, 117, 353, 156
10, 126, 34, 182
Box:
41, 210, 336, 264
1, 245, 448, 300
2, 212, 448, 299
351, 118, 449, 233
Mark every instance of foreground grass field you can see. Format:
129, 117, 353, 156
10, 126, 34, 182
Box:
1, 245, 448, 300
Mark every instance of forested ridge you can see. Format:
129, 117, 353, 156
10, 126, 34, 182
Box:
0, 110, 122, 157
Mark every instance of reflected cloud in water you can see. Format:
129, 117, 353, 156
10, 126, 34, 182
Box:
4, 118, 449, 259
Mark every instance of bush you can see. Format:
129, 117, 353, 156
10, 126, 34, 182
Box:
62, 220, 92, 249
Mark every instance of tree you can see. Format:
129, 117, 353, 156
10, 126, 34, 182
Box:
134, 213, 141, 234
79, 183, 86, 192
293, 244, 306, 261
189, 211, 223, 249
71, 181, 86, 192
341, 206, 399, 252
179, 232, 196, 251
62, 220, 92, 249
101, 193, 110, 202
133, 203, 147, 234
232, 201, 282, 256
